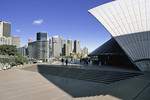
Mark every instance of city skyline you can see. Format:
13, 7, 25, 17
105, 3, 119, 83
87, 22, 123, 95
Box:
0, 0, 114, 52
27, 32, 89, 62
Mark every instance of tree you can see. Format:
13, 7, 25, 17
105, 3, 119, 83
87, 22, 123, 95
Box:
0, 45, 28, 66
14, 53, 28, 65
0, 45, 17, 56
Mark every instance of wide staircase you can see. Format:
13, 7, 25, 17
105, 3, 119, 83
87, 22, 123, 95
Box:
22, 65, 143, 84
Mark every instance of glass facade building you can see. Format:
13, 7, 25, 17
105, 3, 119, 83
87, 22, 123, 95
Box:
37, 32, 47, 41
28, 40, 49, 62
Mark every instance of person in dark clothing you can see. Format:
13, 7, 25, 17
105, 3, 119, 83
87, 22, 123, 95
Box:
61, 58, 64, 65
65, 58, 68, 66
86, 59, 88, 65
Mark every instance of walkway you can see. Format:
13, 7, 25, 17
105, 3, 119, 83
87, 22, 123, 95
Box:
0, 63, 150, 100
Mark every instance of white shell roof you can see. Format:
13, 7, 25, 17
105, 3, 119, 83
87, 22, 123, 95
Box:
88, 0, 150, 37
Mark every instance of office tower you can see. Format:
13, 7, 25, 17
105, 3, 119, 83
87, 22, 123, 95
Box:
61, 39, 66, 56
52, 36, 62, 57
0, 21, 11, 37
10, 36, 21, 48
37, 32, 47, 41
18, 45, 28, 56
74, 40, 81, 54
82, 47, 88, 54
0, 36, 21, 48
28, 40, 49, 62
28, 32, 50, 62
64, 43, 70, 56
28, 42, 37, 61
36, 40, 49, 62
0, 21, 21, 48
28, 38, 33, 43
49, 37, 52, 58
62, 39, 66, 48
67, 39, 72, 54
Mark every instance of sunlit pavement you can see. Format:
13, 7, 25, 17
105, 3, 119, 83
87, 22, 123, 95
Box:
0, 63, 150, 100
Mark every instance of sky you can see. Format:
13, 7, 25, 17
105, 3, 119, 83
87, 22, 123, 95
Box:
0, 0, 114, 52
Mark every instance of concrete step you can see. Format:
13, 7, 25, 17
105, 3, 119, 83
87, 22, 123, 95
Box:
22, 65, 143, 84
74, 95, 122, 100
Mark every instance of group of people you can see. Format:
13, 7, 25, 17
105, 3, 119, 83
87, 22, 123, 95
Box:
61, 58, 68, 66
61, 57, 91, 66
79, 58, 91, 65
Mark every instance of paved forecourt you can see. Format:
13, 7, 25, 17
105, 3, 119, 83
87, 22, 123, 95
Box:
0, 63, 150, 100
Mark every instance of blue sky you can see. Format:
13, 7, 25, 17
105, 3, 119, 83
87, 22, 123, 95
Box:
0, 0, 114, 52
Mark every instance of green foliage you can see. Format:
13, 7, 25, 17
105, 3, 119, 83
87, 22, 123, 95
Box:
14, 53, 28, 65
0, 45, 17, 56
0, 45, 29, 66
10, 62, 17, 67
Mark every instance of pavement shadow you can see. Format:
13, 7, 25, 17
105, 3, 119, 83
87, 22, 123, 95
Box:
22, 64, 143, 98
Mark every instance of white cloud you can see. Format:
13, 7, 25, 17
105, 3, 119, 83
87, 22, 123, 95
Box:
33, 19, 43, 25
16, 29, 21, 32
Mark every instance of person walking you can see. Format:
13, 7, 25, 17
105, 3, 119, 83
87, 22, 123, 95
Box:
61, 58, 64, 65
86, 59, 88, 65
65, 58, 68, 66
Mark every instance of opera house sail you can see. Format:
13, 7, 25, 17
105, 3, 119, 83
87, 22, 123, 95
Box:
89, 0, 150, 71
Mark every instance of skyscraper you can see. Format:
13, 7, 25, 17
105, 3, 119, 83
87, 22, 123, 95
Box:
10, 36, 21, 48
18, 45, 28, 56
28, 32, 50, 62
82, 47, 88, 54
0, 21, 21, 48
64, 43, 70, 56
74, 40, 81, 54
37, 32, 47, 41
0, 21, 11, 37
67, 39, 72, 54
48, 37, 52, 58
52, 36, 62, 57
61, 39, 66, 56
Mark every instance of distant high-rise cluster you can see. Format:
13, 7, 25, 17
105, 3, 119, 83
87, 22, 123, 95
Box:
0, 21, 89, 62
0, 20, 89, 62
28, 32, 89, 62
0, 21, 21, 48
